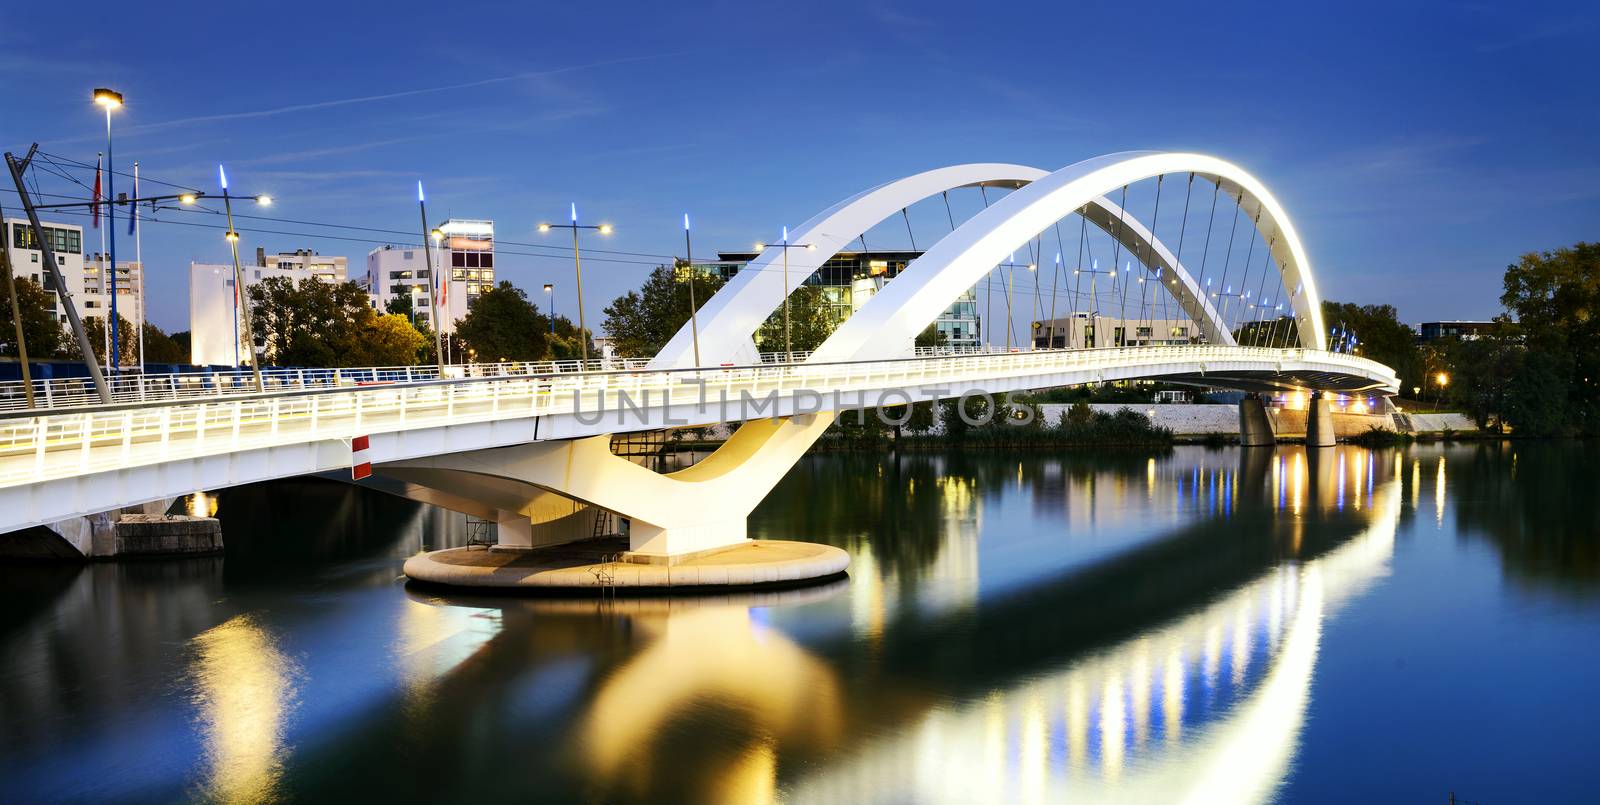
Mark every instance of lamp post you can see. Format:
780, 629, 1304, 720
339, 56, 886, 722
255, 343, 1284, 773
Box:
219, 164, 266, 392
753, 226, 814, 360
543, 284, 555, 334
1434, 371, 1449, 407
415, 182, 445, 372
93, 88, 124, 372
6, 144, 212, 404
682, 213, 702, 367
538, 204, 611, 365
408, 284, 420, 328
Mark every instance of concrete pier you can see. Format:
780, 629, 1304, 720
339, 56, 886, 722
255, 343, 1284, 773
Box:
1238, 394, 1277, 446
1305, 392, 1337, 448
404, 537, 849, 591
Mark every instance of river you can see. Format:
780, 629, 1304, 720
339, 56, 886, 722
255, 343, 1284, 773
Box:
1, 442, 1596, 803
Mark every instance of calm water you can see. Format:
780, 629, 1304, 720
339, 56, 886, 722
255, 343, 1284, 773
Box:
2, 443, 1597, 803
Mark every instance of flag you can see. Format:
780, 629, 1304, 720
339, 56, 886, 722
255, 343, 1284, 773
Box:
92, 156, 103, 229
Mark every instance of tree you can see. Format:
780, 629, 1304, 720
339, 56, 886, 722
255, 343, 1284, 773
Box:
454, 281, 549, 362
0, 275, 67, 359
603, 263, 728, 359
1441, 316, 1521, 431
141, 323, 186, 364
360, 313, 428, 366
754, 285, 837, 354
248, 276, 420, 367
72, 313, 138, 367
1500, 242, 1600, 435
1321, 301, 1423, 397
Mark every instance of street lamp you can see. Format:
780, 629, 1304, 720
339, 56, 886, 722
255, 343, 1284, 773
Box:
415, 182, 445, 372
681, 213, 702, 367
218, 163, 270, 391
543, 283, 555, 334
94, 87, 125, 372
754, 226, 815, 360
537, 203, 611, 364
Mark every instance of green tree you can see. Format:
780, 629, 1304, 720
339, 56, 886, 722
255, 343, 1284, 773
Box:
141, 322, 186, 364
603, 263, 728, 359
248, 276, 417, 367
1500, 242, 1600, 435
0, 275, 67, 359
1441, 317, 1522, 431
1321, 301, 1423, 397
73, 313, 138, 367
754, 285, 837, 354
454, 281, 549, 362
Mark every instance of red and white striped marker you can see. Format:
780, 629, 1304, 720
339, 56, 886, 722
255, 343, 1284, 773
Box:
351, 435, 371, 480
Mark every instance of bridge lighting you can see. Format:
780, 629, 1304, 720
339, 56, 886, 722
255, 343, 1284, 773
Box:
1027, 263, 1037, 271
218, 164, 228, 190
683, 213, 690, 231
806, 244, 816, 251
570, 202, 578, 223
539, 223, 551, 232
256, 195, 272, 206
179, 194, 197, 205
597, 224, 613, 235
224, 230, 239, 243
417, 181, 425, 203
430, 228, 444, 242
754, 243, 765, 252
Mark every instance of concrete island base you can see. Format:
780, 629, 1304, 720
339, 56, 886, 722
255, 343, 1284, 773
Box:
403, 537, 850, 592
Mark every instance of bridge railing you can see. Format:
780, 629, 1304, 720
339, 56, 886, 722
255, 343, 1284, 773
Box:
0, 345, 1398, 488
0, 345, 998, 414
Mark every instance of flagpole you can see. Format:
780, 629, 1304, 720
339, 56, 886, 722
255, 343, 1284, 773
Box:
133, 161, 144, 370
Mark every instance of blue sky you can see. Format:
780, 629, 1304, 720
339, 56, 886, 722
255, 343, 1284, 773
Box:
2, 0, 1596, 333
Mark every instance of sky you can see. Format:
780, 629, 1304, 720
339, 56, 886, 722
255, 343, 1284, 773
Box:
2, 0, 1596, 334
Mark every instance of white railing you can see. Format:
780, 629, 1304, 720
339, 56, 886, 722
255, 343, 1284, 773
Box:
0, 346, 1397, 489
0, 346, 996, 413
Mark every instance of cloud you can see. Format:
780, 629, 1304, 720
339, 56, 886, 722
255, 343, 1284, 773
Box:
57, 51, 685, 143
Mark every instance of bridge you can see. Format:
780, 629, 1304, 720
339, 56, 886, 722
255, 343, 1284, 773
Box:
0, 151, 1398, 583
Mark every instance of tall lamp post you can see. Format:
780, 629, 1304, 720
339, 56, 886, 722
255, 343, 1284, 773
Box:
416, 182, 445, 372
753, 226, 814, 360
219, 164, 267, 392
6, 144, 213, 405
682, 213, 701, 367
543, 284, 555, 334
538, 204, 611, 365
93, 88, 124, 372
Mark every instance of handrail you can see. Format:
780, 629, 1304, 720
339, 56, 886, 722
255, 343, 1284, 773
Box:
0, 345, 990, 414
0, 345, 1397, 492
0, 345, 1394, 423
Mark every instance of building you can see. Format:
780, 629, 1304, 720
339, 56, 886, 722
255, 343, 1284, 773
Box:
1033, 313, 1204, 349
3, 218, 145, 333
366, 218, 496, 331
188, 249, 351, 366
1418, 320, 1495, 342
703, 250, 981, 349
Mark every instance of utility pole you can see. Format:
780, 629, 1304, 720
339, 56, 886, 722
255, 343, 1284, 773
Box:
0, 215, 35, 408
5, 146, 111, 404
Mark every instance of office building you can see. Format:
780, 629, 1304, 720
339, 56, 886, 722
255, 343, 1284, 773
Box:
188, 249, 350, 366
366, 218, 495, 331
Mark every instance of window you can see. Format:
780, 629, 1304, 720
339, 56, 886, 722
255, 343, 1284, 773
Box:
480, 254, 492, 268
403, 251, 414, 260
417, 270, 429, 279
451, 252, 465, 267
1135, 326, 1152, 338
1170, 326, 1188, 338
452, 268, 465, 280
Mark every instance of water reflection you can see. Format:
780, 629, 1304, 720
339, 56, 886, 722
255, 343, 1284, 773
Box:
188, 615, 299, 804
9, 442, 1555, 803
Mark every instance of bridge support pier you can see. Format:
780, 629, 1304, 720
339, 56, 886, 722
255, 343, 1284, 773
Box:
1238, 394, 1277, 447
1305, 392, 1337, 448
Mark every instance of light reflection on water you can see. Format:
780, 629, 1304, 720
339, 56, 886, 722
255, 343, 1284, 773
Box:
1, 443, 1595, 802
188, 615, 299, 804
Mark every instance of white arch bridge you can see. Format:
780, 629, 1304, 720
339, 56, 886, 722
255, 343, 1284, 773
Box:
0, 152, 1397, 569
